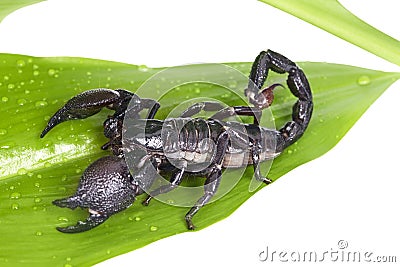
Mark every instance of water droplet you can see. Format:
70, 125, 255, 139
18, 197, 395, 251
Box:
357, 75, 371, 86
35, 231, 43, 236
75, 168, 81, 174
0, 129, 7, 135
150, 225, 158, 232
135, 216, 141, 221
17, 99, 27, 106
17, 168, 27, 175
1, 141, 15, 149
287, 149, 293, 154
44, 162, 51, 168
3, 75, 9, 81
66, 257, 72, 262
319, 118, 324, 123
1, 96, 8, 102
221, 92, 231, 99
10, 192, 21, 199
34, 198, 42, 203
9, 185, 15, 190
48, 69, 56, 77
34, 182, 40, 188
106, 249, 111, 255
35, 100, 48, 107
36, 174, 42, 179
58, 187, 66, 192
7, 84, 15, 89
11, 203, 19, 210
86, 71, 92, 76
58, 216, 69, 222
33, 70, 40, 76
138, 65, 148, 72
16, 59, 26, 67
194, 87, 201, 94
228, 80, 237, 89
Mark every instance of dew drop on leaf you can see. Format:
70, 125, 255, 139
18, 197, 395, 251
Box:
138, 65, 148, 72
0, 129, 7, 135
16, 59, 26, 67
150, 225, 158, 232
7, 84, 15, 89
17, 99, 27, 106
11, 203, 19, 210
1, 96, 8, 102
357, 75, 371, 86
35, 231, 43, 236
48, 69, 56, 77
35, 100, 48, 107
17, 168, 27, 175
10, 192, 21, 199
58, 216, 69, 222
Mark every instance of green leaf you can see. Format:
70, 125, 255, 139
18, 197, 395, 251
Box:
0, 0, 44, 24
0, 54, 399, 266
259, 0, 400, 66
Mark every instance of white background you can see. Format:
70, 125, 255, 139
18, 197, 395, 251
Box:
1, 1, 399, 266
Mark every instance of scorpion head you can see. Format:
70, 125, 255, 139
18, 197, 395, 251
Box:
53, 156, 139, 233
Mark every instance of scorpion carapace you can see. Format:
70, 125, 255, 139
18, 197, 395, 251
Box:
40, 50, 313, 233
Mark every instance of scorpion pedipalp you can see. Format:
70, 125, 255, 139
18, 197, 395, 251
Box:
52, 156, 138, 233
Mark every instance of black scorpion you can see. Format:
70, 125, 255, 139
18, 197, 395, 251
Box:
40, 50, 313, 233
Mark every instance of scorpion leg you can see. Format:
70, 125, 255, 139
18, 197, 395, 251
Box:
40, 88, 159, 138
180, 102, 264, 124
185, 131, 229, 230
142, 167, 185, 206
53, 156, 139, 233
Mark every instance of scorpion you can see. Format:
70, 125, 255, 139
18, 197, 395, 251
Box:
40, 50, 313, 233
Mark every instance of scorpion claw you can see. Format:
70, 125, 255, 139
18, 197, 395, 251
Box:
53, 156, 138, 233
56, 213, 109, 233
52, 196, 80, 209
40, 89, 122, 138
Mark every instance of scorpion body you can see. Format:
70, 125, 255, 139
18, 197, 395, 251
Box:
41, 50, 313, 233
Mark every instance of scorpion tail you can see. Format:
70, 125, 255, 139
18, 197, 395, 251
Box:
247, 50, 313, 149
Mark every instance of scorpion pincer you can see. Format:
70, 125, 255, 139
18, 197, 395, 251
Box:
40, 50, 313, 233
